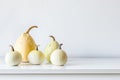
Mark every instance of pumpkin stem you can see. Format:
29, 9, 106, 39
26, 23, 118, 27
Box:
36, 45, 40, 50
9, 45, 14, 51
59, 43, 63, 49
25, 26, 38, 33
49, 35, 55, 41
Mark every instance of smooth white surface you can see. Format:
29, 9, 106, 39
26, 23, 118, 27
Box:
1, 58, 120, 75
1, 75, 120, 80
0, 0, 120, 58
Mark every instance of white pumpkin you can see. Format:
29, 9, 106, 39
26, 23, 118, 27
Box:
50, 44, 67, 66
5, 45, 22, 66
28, 45, 44, 65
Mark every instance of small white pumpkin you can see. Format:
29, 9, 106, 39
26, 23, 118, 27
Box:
5, 45, 22, 66
50, 44, 67, 66
28, 45, 44, 65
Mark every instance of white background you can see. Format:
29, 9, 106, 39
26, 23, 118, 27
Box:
0, 0, 120, 58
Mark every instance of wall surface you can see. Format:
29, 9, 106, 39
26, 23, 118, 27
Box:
0, 0, 120, 58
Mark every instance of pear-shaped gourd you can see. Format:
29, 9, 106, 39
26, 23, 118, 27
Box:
5, 45, 22, 66
44, 35, 59, 63
28, 45, 44, 65
14, 26, 38, 62
50, 44, 67, 66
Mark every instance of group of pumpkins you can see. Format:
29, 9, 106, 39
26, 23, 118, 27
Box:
5, 26, 67, 66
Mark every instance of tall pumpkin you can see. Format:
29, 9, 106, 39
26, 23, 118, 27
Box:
14, 26, 38, 62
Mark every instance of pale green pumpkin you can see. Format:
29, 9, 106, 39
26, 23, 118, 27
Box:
44, 35, 59, 63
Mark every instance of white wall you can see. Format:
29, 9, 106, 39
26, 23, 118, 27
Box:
0, 0, 120, 58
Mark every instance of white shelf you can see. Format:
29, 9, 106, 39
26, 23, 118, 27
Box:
0, 58, 120, 75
